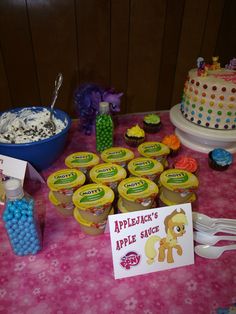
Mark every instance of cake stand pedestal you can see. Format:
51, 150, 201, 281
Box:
170, 104, 236, 153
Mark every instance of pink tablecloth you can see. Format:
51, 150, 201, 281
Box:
1, 112, 236, 314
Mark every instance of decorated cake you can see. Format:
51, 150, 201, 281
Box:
181, 57, 236, 130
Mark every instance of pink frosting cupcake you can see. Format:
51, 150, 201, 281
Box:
173, 156, 198, 174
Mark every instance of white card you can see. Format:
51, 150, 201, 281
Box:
108, 203, 194, 279
0, 154, 45, 203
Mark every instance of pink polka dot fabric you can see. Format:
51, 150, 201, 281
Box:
0, 112, 236, 314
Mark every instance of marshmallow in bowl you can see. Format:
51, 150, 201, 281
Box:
0, 107, 67, 144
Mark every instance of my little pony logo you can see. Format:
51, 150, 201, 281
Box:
120, 251, 141, 270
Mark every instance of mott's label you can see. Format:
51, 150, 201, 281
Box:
72, 183, 114, 210
47, 169, 86, 191
159, 169, 199, 191
48, 191, 60, 206
118, 177, 158, 202
74, 207, 114, 227
138, 142, 170, 157
159, 188, 197, 206
128, 157, 164, 176
101, 147, 134, 163
90, 163, 127, 183
65, 152, 99, 168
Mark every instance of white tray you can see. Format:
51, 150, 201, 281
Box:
170, 104, 236, 153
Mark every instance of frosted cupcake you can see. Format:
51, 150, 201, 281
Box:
162, 134, 181, 156
173, 156, 198, 174
143, 114, 161, 133
208, 148, 233, 171
124, 124, 145, 147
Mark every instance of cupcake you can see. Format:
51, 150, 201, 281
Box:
173, 156, 198, 174
208, 148, 233, 171
162, 134, 181, 156
124, 124, 145, 147
143, 114, 161, 133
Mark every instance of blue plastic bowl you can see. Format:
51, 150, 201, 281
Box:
0, 107, 71, 171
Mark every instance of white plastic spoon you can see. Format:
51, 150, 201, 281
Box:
192, 212, 236, 228
195, 244, 236, 259
193, 223, 236, 235
194, 231, 236, 245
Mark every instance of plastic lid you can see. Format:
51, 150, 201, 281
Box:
72, 183, 115, 210
4, 178, 24, 200
90, 163, 127, 184
159, 169, 199, 191
128, 157, 164, 176
118, 177, 158, 202
47, 168, 86, 191
99, 102, 109, 114
138, 142, 170, 157
101, 147, 134, 163
65, 152, 100, 169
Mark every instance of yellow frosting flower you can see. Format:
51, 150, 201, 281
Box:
127, 124, 145, 138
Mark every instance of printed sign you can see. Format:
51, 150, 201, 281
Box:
0, 154, 45, 204
108, 203, 194, 279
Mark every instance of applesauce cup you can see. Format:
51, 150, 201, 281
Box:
48, 191, 74, 217
47, 168, 86, 204
127, 157, 164, 183
73, 207, 114, 236
101, 147, 134, 168
72, 183, 115, 223
138, 142, 170, 167
89, 163, 127, 194
65, 152, 99, 182
118, 177, 158, 211
159, 169, 199, 205
117, 197, 157, 213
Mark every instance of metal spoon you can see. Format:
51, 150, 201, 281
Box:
195, 244, 236, 259
192, 212, 236, 228
194, 231, 236, 245
44, 73, 63, 132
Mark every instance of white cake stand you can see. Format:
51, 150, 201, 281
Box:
170, 104, 236, 153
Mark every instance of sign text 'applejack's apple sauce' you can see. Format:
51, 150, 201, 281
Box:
127, 157, 164, 183
72, 183, 115, 224
159, 169, 199, 206
118, 177, 159, 212
101, 147, 134, 168
65, 152, 100, 181
47, 168, 86, 207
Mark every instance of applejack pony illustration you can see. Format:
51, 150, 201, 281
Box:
145, 208, 188, 264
